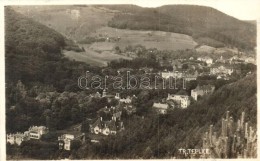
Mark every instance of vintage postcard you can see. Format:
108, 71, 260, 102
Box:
1, 0, 259, 160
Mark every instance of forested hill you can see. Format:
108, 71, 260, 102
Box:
5, 7, 64, 82
105, 5, 256, 50
5, 7, 95, 91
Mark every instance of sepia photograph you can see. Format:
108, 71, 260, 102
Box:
1, 0, 259, 160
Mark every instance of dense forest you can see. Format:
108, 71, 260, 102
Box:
5, 7, 99, 90
104, 5, 256, 50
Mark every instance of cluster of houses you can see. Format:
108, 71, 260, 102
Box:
153, 84, 215, 114
6, 126, 49, 146
159, 54, 255, 82
57, 90, 135, 151
89, 90, 136, 136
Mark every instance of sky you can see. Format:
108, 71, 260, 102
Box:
1, 0, 260, 20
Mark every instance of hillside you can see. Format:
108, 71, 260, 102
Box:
12, 5, 115, 41
105, 5, 256, 50
13, 5, 256, 51
5, 7, 98, 91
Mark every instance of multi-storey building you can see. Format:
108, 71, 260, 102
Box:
191, 85, 215, 101
26, 126, 49, 139
6, 132, 29, 146
152, 103, 169, 114
167, 94, 190, 108
6, 125, 48, 146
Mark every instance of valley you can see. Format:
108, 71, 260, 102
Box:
5, 4, 257, 160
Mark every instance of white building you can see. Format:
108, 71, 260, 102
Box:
197, 57, 213, 65
6, 132, 29, 146
161, 71, 183, 79
210, 65, 233, 75
26, 126, 49, 139
58, 134, 75, 151
167, 94, 190, 108
6, 125, 48, 146
191, 85, 215, 101
152, 103, 169, 114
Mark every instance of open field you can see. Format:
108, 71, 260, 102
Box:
196, 45, 216, 53
63, 48, 132, 67
89, 27, 198, 51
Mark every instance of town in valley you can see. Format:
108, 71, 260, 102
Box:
5, 4, 257, 159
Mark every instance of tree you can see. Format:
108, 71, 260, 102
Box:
81, 120, 90, 133
70, 140, 82, 151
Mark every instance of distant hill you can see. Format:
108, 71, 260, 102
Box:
105, 5, 256, 50
244, 20, 257, 25
12, 5, 256, 51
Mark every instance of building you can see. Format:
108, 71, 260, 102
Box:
58, 134, 75, 151
167, 94, 190, 108
123, 105, 136, 115
184, 71, 198, 81
197, 57, 213, 65
90, 117, 124, 136
115, 93, 135, 104
152, 103, 169, 114
191, 85, 215, 101
58, 133, 85, 151
161, 71, 184, 79
119, 96, 132, 104
6, 125, 48, 146
6, 132, 29, 146
26, 126, 49, 139
244, 57, 256, 64
210, 64, 233, 75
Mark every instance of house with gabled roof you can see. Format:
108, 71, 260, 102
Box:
90, 117, 124, 136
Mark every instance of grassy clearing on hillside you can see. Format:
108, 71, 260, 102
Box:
196, 45, 216, 53
90, 27, 198, 51
63, 48, 132, 67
